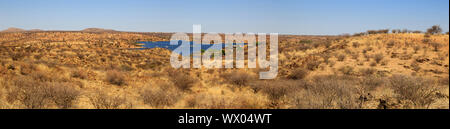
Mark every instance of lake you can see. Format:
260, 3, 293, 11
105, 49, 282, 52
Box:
136, 41, 247, 55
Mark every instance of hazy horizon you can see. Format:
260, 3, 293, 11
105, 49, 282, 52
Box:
1, 0, 449, 35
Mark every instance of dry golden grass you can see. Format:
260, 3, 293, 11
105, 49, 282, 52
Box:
0, 31, 448, 109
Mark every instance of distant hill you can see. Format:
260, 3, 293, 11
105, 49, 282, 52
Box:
1, 27, 26, 32
1, 27, 118, 33
1, 28, 45, 32
81, 28, 117, 32
28, 29, 44, 32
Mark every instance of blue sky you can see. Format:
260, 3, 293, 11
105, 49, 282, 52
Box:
0, 0, 448, 35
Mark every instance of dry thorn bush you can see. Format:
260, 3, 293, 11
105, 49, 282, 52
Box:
169, 70, 196, 91
338, 66, 354, 75
11, 52, 29, 61
389, 74, 440, 109
8, 76, 53, 109
88, 91, 129, 109
291, 75, 359, 109
410, 61, 421, 72
359, 68, 377, 76
360, 75, 385, 92
47, 82, 80, 109
430, 42, 441, 52
222, 70, 255, 87
373, 53, 384, 64
351, 52, 359, 60
105, 70, 127, 86
257, 80, 300, 108
370, 62, 377, 67
71, 68, 88, 79
321, 54, 331, 64
287, 68, 309, 80
413, 46, 421, 54
439, 76, 449, 86
352, 42, 360, 48
386, 41, 395, 48
328, 60, 336, 67
139, 83, 181, 108
336, 54, 346, 62
306, 60, 322, 71
185, 90, 268, 109
7, 76, 80, 109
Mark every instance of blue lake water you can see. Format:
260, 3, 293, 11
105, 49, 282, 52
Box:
136, 41, 247, 55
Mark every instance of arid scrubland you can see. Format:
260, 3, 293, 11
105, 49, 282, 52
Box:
0, 31, 448, 109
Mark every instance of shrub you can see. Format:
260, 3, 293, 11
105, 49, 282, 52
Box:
328, 60, 336, 67
370, 62, 377, 67
297, 44, 312, 51
401, 29, 409, 33
263, 85, 289, 102
260, 82, 293, 108
0, 65, 7, 74
422, 36, 431, 43
365, 46, 373, 52
336, 54, 346, 62
223, 71, 254, 86
88, 91, 128, 109
169, 70, 195, 91
392, 29, 400, 33
106, 70, 127, 86
47, 82, 80, 109
389, 75, 439, 109
380, 60, 388, 66
413, 46, 421, 54
139, 84, 181, 108
411, 62, 421, 72
338, 66, 354, 75
136, 61, 160, 70
287, 68, 309, 80
11, 52, 28, 61
120, 64, 135, 71
353, 32, 367, 36
359, 68, 377, 76
386, 41, 395, 48
185, 91, 268, 109
321, 54, 331, 64
352, 42, 360, 48
373, 53, 384, 64
312, 42, 321, 48
185, 93, 230, 109
305, 75, 359, 109
72, 69, 88, 79
438, 76, 449, 86
360, 76, 384, 92
306, 60, 322, 71
299, 40, 312, 44
249, 80, 301, 108
351, 52, 359, 60
8, 76, 53, 109
426, 25, 442, 34
430, 42, 441, 52
322, 41, 332, 48
399, 54, 412, 60
29, 70, 55, 82
378, 29, 390, 34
